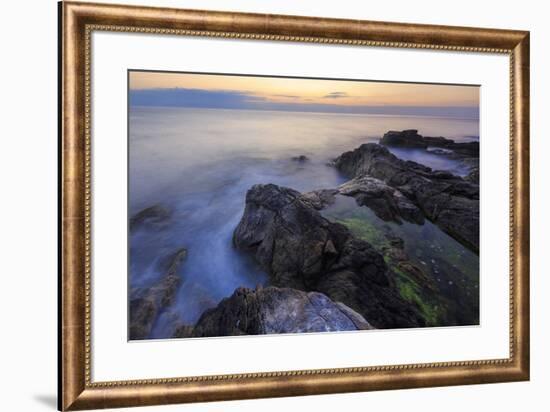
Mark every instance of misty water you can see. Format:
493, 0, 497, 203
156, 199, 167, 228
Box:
129, 107, 479, 338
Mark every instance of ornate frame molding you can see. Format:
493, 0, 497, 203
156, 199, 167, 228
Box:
60, 1, 530, 410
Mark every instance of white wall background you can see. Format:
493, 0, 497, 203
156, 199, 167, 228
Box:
0, 0, 547, 411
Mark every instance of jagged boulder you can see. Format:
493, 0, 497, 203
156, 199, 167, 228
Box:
174, 286, 374, 338
233, 184, 424, 328
337, 177, 424, 224
304, 177, 423, 225
129, 248, 187, 340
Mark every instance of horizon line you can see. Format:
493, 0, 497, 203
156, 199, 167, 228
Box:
128, 103, 480, 120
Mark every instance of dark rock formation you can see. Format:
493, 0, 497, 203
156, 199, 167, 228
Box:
174, 286, 374, 338
130, 204, 171, 231
233, 183, 425, 328
337, 177, 424, 224
334, 143, 479, 253
380, 129, 428, 148
425, 137, 479, 157
465, 167, 480, 184
301, 189, 339, 210
291, 155, 310, 162
129, 248, 187, 340
380, 129, 479, 157
461, 158, 480, 184
304, 178, 424, 225
172, 324, 194, 338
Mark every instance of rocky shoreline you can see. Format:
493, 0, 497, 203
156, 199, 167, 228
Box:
335, 134, 479, 252
129, 248, 187, 340
380, 129, 479, 184
232, 183, 425, 329
129, 130, 480, 339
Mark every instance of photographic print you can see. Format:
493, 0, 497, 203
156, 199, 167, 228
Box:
128, 70, 480, 341
60, 5, 530, 408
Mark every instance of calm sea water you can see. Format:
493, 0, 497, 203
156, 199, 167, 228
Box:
129, 107, 479, 338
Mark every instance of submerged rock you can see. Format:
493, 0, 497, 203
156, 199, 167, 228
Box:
358, 224, 477, 327
334, 143, 479, 253
130, 204, 171, 231
233, 183, 424, 329
129, 248, 187, 340
175, 286, 374, 338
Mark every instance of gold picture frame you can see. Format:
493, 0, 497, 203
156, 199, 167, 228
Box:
59, 1, 530, 410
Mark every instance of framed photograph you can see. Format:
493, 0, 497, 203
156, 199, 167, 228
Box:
59, 1, 530, 410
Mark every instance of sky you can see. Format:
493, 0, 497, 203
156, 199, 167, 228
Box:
129, 71, 480, 118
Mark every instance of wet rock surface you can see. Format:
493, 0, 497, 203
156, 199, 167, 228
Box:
379, 227, 478, 326
462, 158, 480, 184
173, 286, 374, 338
380, 129, 479, 157
232, 183, 425, 328
334, 143, 479, 253
337, 177, 424, 224
379, 129, 429, 148
129, 248, 187, 340
318, 194, 479, 327
305, 177, 424, 225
